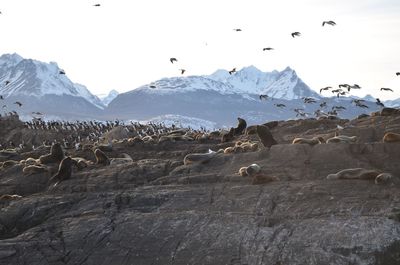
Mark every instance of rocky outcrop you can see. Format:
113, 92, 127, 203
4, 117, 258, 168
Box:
0, 115, 400, 265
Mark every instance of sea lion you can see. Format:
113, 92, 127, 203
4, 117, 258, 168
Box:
375, 173, 394, 184
326, 168, 381, 181
292, 136, 325, 145
252, 174, 279, 185
238, 167, 248, 177
383, 132, 400, 143
246, 163, 261, 176
23, 165, 47, 175
49, 157, 73, 186
245, 125, 257, 135
183, 150, 218, 165
0, 194, 22, 201
39, 143, 64, 164
221, 127, 235, 143
224, 147, 235, 154
234, 117, 247, 135
94, 149, 110, 166
326, 135, 357, 144
256, 125, 277, 148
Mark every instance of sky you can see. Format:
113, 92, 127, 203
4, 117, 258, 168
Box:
0, 0, 399, 100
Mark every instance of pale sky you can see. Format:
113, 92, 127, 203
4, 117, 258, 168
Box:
0, 0, 399, 100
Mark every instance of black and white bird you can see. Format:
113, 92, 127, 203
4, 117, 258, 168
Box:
376, 98, 385, 107
228, 68, 236, 75
322, 21, 336, 26
170, 58, 177, 64
381, 87, 393, 92
14, 101, 22, 107
262, 47, 274, 51
291, 32, 301, 38
179, 69, 186, 75
93, 4, 101, 7
259, 94, 269, 100
320, 86, 331, 93
396, 72, 400, 76
233, 28, 242, 32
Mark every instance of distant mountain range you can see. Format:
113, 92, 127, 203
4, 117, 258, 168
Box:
0, 53, 397, 127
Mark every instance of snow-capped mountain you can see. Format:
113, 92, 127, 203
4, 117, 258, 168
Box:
0, 53, 105, 119
97, 90, 119, 106
136, 114, 218, 131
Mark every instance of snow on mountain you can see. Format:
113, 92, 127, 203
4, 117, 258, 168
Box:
0, 53, 104, 109
134, 65, 318, 100
136, 114, 218, 131
97, 89, 119, 106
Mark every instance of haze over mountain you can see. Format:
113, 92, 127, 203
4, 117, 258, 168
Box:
0, 53, 390, 126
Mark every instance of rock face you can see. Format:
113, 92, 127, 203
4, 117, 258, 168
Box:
1, 114, 400, 264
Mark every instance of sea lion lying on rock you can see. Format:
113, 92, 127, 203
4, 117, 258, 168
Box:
0, 194, 22, 201
383, 132, 400, 143
184, 149, 219, 165
326, 135, 357, 143
238, 163, 261, 177
327, 168, 393, 184
292, 136, 325, 145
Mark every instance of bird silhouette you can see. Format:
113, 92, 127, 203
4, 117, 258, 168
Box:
303, 97, 316, 104
274, 103, 286, 108
376, 98, 384, 107
233, 29, 242, 32
322, 21, 336, 26
59, 70, 66, 75
170, 58, 177, 64
229, 68, 236, 75
291, 32, 301, 38
179, 69, 186, 75
4, 80, 10, 85
262, 47, 274, 51
381, 87, 393, 92
320, 86, 331, 93
396, 72, 400, 76
319, 101, 327, 108
14, 101, 22, 107
0, 95, 3, 100
93, 4, 101, 7
149, 85, 156, 88
259, 94, 269, 100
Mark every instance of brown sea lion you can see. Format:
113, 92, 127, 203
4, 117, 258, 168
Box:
234, 117, 247, 135
221, 127, 235, 143
49, 157, 73, 186
292, 136, 325, 145
256, 125, 277, 148
183, 150, 218, 165
327, 168, 381, 181
94, 149, 110, 166
383, 132, 400, 143
0, 194, 22, 201
375, 173, 394, 184
39, 143, 64, 164
326, 135, 357, 144
245, 125, 257, 135
238, 167, 248, 177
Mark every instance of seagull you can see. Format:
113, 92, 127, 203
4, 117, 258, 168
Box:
170, 58, 177, 64
320, 86, 331, 93
233, 29, 242, 32
303, 97, 316, 104
59, 70, 66, 75
396, 72, 400, 76
319, 101, 327, 108
149, 85, 156, 88
322, 21, 336, 26
0, 95, 3, 100
381, 87, 393, 92
376, 98, 385, 107
291, 32, 301, 38
274, 103, 286, 108
262, 47, 274, 51
228, 67, 236, 75
93, 4, 101, 7
259, 94, 269, 100
14, 101, 22, 107
179, 69, 186, 75
4, 80, 10, 85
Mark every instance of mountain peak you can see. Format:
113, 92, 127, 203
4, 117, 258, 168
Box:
0, 53, 24, 66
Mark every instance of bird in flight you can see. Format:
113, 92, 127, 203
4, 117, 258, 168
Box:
320, 86, 331, 93
291, 32, 301, 38
4, 80, 10, 85
259, 94, 269, 100
179, 69, 186, 75
14, 101, 22, 107
262, 47, 274, 51
170, 58, 177, 64
274, 103, 286, 108
381, 87, 393, 92
322, 21, 336, 26
0, 95, 3, 100
59, 70, 66, 75
319, 101, 327, 108
233, 29, 242, 32
149, 85, 156, 88
396, 72, 400, 76
93, 4, 101, 7
376, 98, 385, 107
228, 68, 236, 75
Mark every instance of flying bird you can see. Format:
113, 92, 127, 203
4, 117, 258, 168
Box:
376, 98, 384, 107
262, 47, 274, 51
319, 101, 327, 108
320, 86, 331, 93
233, 29, 242, 32
14, 101, 22, 107
291, 32, 301, 38
259, 94, 269, 100
381, 87, 393, 92
396, 72, 400, 76
322, 21, 336, 26
4, 80, 10, 85
0, 95, 3, 100
229, 68, 236, 75
303, 97, 316, 104
179, 69, 186, 75
59, 70, 66, 75
93, 4, 101, 7
149, 85, 156, 88
170, 58, 177, 64
274, 103, 286, 108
